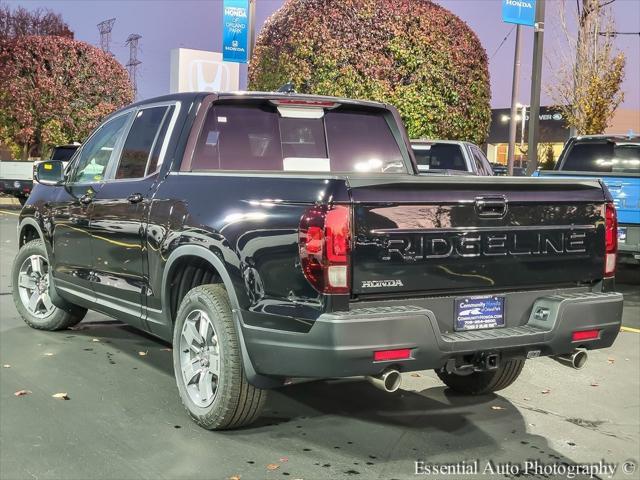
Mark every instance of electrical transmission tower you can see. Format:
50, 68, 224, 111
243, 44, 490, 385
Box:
125, 34, 142, 99
97, 18, 116, 53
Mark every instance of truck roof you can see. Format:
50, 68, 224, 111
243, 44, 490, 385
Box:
573, 133, 639, 143
125, 91, 388, 111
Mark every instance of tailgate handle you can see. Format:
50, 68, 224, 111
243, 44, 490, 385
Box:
475, 196, 507, 218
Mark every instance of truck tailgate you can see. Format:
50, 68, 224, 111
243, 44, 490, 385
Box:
349, 176, 608, 295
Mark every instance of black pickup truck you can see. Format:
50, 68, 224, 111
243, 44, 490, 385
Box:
13, 92, 623, 430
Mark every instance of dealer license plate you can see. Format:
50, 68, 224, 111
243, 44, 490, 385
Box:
454, 295, 505, 331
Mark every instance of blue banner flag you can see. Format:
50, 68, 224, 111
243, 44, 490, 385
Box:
222, 0, 253, 63
502, 0, 537, 27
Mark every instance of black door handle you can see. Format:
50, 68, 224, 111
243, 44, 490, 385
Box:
79, 194, 93, 205
127, 193, 144, 204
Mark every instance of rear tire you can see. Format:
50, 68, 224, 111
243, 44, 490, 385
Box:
12, 239, 87, 331
172, 284, 267, 430
436, 358, 525, 395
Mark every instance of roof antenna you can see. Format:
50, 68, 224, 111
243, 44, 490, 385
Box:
277, 82, 296, 94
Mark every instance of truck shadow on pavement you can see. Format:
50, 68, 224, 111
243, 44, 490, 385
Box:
23, 319, 587, 479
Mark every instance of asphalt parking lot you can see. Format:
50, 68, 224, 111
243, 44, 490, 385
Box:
0, 208, 638, 480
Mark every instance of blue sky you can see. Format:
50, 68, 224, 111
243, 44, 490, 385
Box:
6, 0, 640, 109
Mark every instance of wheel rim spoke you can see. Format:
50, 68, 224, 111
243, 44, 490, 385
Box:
30, 256, 43, 274
198, 369, 213, 402
18, 273, 36, 290
41, 293, 53, 312
182, 319, 203, 347
208, 351, 220, 376
28, 291, 42, 312
199, 316, 210, 343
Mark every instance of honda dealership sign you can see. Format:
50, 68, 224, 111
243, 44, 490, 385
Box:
222, 0, 255, 63
502, 0, 537, 26
169, 48, 239, 93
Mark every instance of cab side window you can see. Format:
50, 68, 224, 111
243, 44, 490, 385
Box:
114, 106, 173, 179
471, 146, 493, 176
69, 113, 131, 184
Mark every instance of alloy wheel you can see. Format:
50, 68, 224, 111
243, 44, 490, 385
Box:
17, 254, 56, 319
179, 309, 221, 407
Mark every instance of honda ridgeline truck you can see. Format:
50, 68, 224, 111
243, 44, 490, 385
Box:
13, 92, 623, 430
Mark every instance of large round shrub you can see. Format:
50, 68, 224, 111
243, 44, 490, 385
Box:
0, 35, 134, 159
249, 0, 491, 144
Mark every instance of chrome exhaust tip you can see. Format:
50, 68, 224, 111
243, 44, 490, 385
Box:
553, 349, 588, 370
366, 368, 402, 393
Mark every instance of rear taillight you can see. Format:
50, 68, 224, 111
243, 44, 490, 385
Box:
604, 202, 617, 277
299, 205, 351, 294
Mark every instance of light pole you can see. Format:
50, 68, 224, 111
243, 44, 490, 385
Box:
526, 0, 546, 175
507, 24, 522, 176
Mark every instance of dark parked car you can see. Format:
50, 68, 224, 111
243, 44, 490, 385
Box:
14, 92, 623, 430
411, 139, 494, 175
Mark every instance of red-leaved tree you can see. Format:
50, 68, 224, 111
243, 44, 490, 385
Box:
0, 36, 133, 159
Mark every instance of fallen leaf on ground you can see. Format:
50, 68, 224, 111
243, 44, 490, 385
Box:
607, 357, 615, 365
14, 390, 32, 397
2, 364, 10, 368
491, 405, 506, 410
410, 373, 421, 377
52, 392, 70, 400
541, 388, 551, 394
161, 348, 172, 352
138, 351, 148, 356
280, 456, 289, 463
266, 464, 280, 471
228, 476, 241, 480
92, 338, 100, 342
590, 382, 599, 387
523, 397, 531, 401
44, 352, 54, 356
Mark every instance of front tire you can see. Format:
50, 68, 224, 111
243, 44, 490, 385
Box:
172, 284, 267, 430
436, 358, 525, 395
12, 239, 87, 331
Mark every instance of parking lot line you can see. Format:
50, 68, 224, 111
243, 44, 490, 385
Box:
0, 209, 20, 216
621, 326, 640, 333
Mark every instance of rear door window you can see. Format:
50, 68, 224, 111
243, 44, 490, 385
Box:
191, 102, 407, 173
114, 105, 173, 179
413, 143, 467, 172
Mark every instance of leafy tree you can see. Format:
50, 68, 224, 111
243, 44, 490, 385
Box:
0, 3, 73, 41
549, 0, 625, 135
0, 35, 133, 159
249, 0, 491, 145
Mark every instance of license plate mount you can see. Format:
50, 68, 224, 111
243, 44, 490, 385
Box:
454, 295, 505, 331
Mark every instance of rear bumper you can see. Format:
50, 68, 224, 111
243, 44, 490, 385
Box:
242, 291, 623, 378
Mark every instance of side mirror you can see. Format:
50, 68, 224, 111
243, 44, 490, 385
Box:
34, 160, 65, 185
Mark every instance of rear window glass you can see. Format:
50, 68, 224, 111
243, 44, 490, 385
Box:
191, 103, 407, 173
561, 141, 640, 174
413, 143, 467, 171
51, 146, 78, 162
